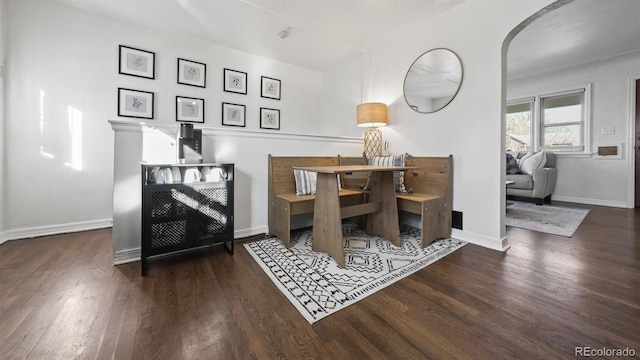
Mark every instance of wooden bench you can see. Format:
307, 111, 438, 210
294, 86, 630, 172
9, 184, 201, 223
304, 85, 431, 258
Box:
339, 155, 453, 247
267, 155, 366, 248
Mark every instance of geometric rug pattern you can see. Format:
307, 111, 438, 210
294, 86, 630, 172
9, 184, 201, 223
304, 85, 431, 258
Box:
245, 225, 466, 323
506, 201, 590, 237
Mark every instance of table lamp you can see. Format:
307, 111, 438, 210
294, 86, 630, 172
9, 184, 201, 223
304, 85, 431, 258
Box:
357, 102, 388, 157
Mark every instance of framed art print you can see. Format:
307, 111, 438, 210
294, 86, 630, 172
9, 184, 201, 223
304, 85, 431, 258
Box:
176, 96, 205, 123
223, 68, 247, 94
261, 76, 281, 100
119, 45, 155, 79
177, 58, 206, 87
260, 107, 280, 130
222, 102, 246, 127
118, 88, 154, 119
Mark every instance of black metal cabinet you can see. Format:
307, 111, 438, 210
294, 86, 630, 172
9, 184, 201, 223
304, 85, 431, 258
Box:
140, 163, 234, 275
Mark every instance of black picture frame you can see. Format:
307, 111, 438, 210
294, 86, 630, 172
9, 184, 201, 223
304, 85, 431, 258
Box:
119, 45, 155, 79
118, 88, 154, 119
260, 107, 280, 130
223, 68, 247, 94
261, 76, 281, 100
176, 96, 205, 123
177, 58, 206, 87
222, 102, 246, 127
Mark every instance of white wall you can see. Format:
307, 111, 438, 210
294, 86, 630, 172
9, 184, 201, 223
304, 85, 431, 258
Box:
322, 0, 556, 250
508, 51, 640, 208
4, 0, 116, 240
321, 52, 368, 138
1, 0, 363, 257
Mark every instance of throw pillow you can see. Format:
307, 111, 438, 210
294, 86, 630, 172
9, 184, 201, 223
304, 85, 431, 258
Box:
506, 153, 520, 174
516, 151, 534, 167
364, 154, 408, 192
293, 169, 342, 195
294, 169, 317, 195
519, 150, 546, 175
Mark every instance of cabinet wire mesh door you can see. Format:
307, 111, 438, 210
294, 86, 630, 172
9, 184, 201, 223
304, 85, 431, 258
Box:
150, 189, 189, 248
141, 163, 234, 275
196, 187, 230, 241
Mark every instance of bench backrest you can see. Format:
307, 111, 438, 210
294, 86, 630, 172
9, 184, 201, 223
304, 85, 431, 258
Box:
268, 155, 339, 195
404, 156, 452, 197
337, 155, 369, 190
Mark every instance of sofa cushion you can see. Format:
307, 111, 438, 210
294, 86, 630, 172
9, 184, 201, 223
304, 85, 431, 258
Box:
506, 174, 534, 190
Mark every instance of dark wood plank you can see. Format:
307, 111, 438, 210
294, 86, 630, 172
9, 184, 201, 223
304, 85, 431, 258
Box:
0, 202, 638, 359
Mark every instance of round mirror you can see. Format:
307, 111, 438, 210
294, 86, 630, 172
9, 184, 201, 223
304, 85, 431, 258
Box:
403, 48, 463, 113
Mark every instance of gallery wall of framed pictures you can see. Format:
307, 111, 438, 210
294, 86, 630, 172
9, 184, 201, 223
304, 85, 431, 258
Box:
117, 44, 282, 130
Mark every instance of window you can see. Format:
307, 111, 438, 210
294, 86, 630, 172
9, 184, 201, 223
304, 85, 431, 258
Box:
506, 85, 590, 154
506, 98, 533, 152
540, 89, 587, 152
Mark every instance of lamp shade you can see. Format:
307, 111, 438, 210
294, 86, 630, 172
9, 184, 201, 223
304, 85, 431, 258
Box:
357, 102, 388, 128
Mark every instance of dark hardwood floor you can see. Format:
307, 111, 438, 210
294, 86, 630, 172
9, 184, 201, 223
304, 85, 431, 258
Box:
1, 203, 638, 359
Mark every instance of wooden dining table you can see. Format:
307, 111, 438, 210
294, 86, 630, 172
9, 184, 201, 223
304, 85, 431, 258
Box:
293, 165, 415, 268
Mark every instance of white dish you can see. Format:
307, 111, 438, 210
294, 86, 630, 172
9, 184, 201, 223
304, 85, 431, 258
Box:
156, 167, 173, 184
171, 167, 182, 183
184, 167, 201, 183
202, 166, 227, 182
148, 167, 160, 184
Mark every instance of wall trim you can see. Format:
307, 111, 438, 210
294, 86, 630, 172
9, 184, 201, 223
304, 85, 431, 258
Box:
452, 229, 511, 252
109, 120, 362, 144
113, 225, 269, 265
0, 219, 113, 245
551, 195, 628, 208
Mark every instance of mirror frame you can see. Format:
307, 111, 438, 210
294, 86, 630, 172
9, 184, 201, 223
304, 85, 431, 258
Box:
403, 48, 464, 114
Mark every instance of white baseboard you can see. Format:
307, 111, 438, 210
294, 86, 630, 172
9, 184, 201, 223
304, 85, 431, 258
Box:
234, 225, 268, 239
451, 229, 510, 252
113, 225, 269, 265
114, 247, 140, 265
552, 195, 628, 208
0, 219, 113, 245
400, 213, 509, 252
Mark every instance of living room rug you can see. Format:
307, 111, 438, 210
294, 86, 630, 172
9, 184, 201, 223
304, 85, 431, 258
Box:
245, 225, 465, 323
506, 201, 590, 237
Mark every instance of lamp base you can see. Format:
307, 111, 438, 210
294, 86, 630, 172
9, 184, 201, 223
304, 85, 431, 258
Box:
363, 127, 382, 158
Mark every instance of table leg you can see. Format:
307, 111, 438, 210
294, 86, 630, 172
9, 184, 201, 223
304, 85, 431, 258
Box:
366, 171, 402, 246
312, 172, 345, 267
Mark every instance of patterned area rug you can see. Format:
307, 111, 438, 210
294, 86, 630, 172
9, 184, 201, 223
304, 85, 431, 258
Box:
244, 225, 465, 323
506, 201, 590, 237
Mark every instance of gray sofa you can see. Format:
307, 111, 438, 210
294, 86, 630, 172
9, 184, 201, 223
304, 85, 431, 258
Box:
506, 151, 557, 205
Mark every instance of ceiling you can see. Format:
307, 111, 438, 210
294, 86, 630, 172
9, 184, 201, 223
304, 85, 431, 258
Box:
55, 0, 640, 75
508, 0, 640, 79
55, 0, 465, 71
